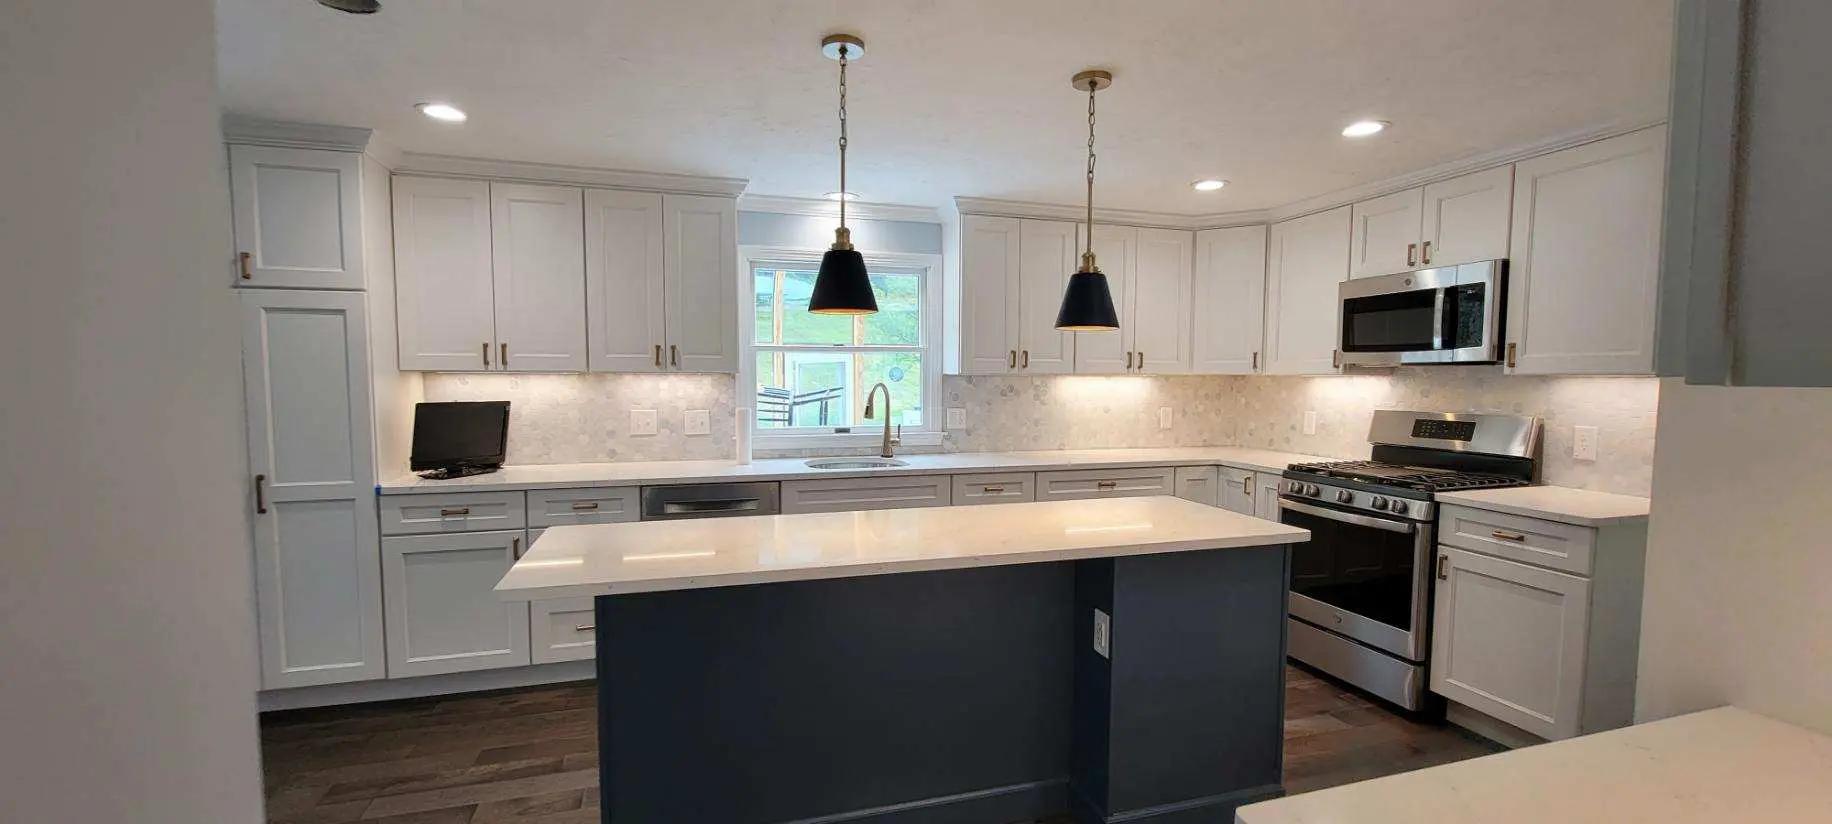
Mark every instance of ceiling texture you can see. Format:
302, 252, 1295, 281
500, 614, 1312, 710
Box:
217, 0, 1674, 214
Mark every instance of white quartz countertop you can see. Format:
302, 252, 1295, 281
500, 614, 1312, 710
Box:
1437, 485, 1651, 526
382, 446, 1336, 495
494, 496, 1309, 599
1235, 707, 1832, 824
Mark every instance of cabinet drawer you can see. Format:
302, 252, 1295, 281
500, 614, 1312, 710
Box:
531, 597, 596, 665
1036, 467, 1177, 501
1439, 504, 1596, 575
526, 486, 639, 527
380, 491, 526, 536
1174, 466, 1219, 507
951, 473, 1037, 506
781, 475, 953, 514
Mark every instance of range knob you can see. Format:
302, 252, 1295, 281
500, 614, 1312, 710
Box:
1304, 484, 1322, 497
1370, 496, 1389, 511
1387, 500, 1409, 516
1286, 480, 1302, 494
1335, 490, 1354, 504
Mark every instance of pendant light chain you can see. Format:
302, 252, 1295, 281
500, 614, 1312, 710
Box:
837, 44, 849, 230
1085, 79, 1097, 260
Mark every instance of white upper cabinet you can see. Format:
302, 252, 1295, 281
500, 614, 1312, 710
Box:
1350, 187, 1424, 278
230, 145, 365, 290
1420, 165, 1514, 268
1075, 226, 1137, 373
1191, 225, 1268, 374
393, 176, 495, 371
1131, 227, 1194, 374
956, 214, 1023, 375
585, 189, 666, 372
662, 194, 739, 373
1264, 206, 1350, 374
490, 183, 586, 373
1506, 126, 1668, 375
1017, 219, 1079, 374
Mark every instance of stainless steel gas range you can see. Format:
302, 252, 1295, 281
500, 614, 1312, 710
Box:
1279, 410, 1541, 710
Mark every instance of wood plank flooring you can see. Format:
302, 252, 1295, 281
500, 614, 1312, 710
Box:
260, 664, 1502, 823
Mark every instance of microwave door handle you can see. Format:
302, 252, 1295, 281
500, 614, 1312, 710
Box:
1431, 287, 1447, 352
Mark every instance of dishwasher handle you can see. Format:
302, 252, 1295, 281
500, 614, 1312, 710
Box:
661, 498, 761, 516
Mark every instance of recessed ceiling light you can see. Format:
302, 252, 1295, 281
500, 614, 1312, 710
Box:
822, 191, 859, 202
1342, 120, 1389, 138
1191, 179, 1228, 192
416, 102, 467, 123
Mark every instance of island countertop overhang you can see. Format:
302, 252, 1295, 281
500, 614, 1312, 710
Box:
495, 495, 1308, 599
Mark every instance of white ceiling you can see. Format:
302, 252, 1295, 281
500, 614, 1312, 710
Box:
217, 0, 1674, 214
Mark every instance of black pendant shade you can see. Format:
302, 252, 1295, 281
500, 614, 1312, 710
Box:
809, 247, 878, 314
1054, 270, 1120, 331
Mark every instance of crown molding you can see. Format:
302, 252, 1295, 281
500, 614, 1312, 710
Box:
738, 194, 941, 224
1266, 117, 1669, 223
221, 115, 374, 153
393, 152, 748, 197
951, 197, 1250, 230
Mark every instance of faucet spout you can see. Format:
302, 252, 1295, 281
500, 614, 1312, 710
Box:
863, 382, 896, 458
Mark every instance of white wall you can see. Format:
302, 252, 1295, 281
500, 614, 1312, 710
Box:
0, 2, 265, 823
1635, 379, 1832, 733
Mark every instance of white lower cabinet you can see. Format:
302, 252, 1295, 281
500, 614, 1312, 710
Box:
1218, 467, 1257, 515
526, 528, 598, 665
1036, 467, 1176, 501
1174, 466, 1220, 507
781, 475, 953, 514
952, 473, 1037, 506
1254, 473, 1283, 521
382, 530, 531, 678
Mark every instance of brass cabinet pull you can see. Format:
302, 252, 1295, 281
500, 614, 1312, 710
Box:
1251, 351, 1259, 371
483, 342, 491, 368
1437, 555, 1450, 580
1422, 240, 1433, 264
981, 485, 1006, 494
440, 507, 471, 517
1096, 480, 1119, 490
239, 251, 253, 280
654, 344, 662, 367
1021, 350, 1029, 368
1137, 351, 1145, 371
500, 342, 509, 369
1490, 529, 1527, 542
512, 536, 522, 559
1332, 349, 1341, 368
571, 501, 601, 511
1125, 351, 1135, 370
670, 344, 679, 367
1506, 342, 1518, 369
254, 473, 267, 514
574, 625, 596, 633
1009, 350, 1017, 369
1407, 243, 1418, 267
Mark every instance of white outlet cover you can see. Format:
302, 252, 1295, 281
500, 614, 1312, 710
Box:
1158, 407, 1174, 430
1302, 411, 1319, 436
1573, 425, 1600, 461
1092, 609, 1111, 659
946, 407, 967, 430
630, 409, 659, 437
684, 409, 711, 436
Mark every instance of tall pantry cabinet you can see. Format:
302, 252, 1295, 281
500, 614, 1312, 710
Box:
228, 136, 420, 691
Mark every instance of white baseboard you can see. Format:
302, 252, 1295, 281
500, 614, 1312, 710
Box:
1447, 700, 1547, 750
258, 661, 596, 712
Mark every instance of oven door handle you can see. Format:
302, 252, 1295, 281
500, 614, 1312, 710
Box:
1279, 498, 1418, 534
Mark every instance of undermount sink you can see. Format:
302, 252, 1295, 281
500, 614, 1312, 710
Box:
804, 457, 909, 470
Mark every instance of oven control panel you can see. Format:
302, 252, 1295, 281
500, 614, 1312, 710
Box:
1281, 478, 1433, 522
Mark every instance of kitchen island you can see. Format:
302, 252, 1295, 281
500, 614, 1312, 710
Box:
496, 496, 1307, 824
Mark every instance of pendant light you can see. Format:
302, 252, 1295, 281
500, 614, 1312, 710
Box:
808, 34, 878, 315
1055, 69, 1120, 331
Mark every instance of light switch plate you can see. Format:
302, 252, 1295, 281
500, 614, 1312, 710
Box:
1573, 425, 1599, 461
684, 409, 711, 436
630, 409, 658, 437
1302, 411, 1319, 436
946, 407, 967, 430
1092, 609, 1111, 659
1158, 407, 1174, 430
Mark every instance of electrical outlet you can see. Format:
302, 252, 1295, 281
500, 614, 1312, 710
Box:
946, 407, 967, 430
1092, 609, 1111, 659
629, 409, 658, 437
1573, 425, 1599, 461
1302, 411, 1319, 436
1158, 407, 1174, 430
684, 409, 711, 436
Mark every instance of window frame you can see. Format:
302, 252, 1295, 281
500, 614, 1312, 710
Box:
740, 246, 945, 451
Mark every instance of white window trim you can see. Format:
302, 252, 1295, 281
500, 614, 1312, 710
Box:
739, 246, 945, 452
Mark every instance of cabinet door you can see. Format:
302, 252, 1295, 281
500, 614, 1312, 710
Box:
1131, 228, 1194, 374
958, 214, 1021, 374
1075, 225, 1137, 373
1016, 220, 1078, 374
1036, 467, 1175, 501
1174, 466, 1220, 507
1420, 166, 1514, 267
1218, 467, 1256, 515
1430, 546, 1591, 740
1254, 473, 1283, 520
491, 183, 586, 372
1507, 127, 1668, 375
1349, 187, 1423, 278
1191, 226, 1267, 374
382, 530, 531, 678
585, 189, 667, 372
1264, 206, 1349, 374
662, 194, 738, 372
526, 528, 597, 664
241, 290, 383, 689
393, 176, 496, 371
229, 146, 365, 290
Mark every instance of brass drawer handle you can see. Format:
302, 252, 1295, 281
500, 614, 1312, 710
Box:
981, 485, 1006, 494
574, 625, 596, 633
239, 251, 253, 280
440, 507, 471, 517
1096, 480, 1119, 489
571, 501, 601, 511
1490, 529, 1527, 542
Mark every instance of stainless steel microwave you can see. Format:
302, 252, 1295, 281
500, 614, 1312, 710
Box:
1338, 260, 1505, 366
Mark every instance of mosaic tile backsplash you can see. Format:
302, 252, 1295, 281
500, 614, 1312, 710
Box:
421, 368, 1660, 497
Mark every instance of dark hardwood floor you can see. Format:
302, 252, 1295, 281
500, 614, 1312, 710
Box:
260, 665, 1502, 823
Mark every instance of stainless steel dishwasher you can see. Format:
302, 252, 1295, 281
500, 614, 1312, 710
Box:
640, 482, 781, 520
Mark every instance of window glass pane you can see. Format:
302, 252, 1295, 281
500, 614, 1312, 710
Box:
777, 270, 854, 345
863, 272, 921, 346
751, 351, 924, 430
754, 272, 776, 344
859, 352, 924, 427
753, 265, 923, 346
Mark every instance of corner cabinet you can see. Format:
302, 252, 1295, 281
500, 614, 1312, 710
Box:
1191, 225, 1267, 374
1506, 127, 1668, 375
1264, 206, 1350, 374
229, 145, 366, 290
